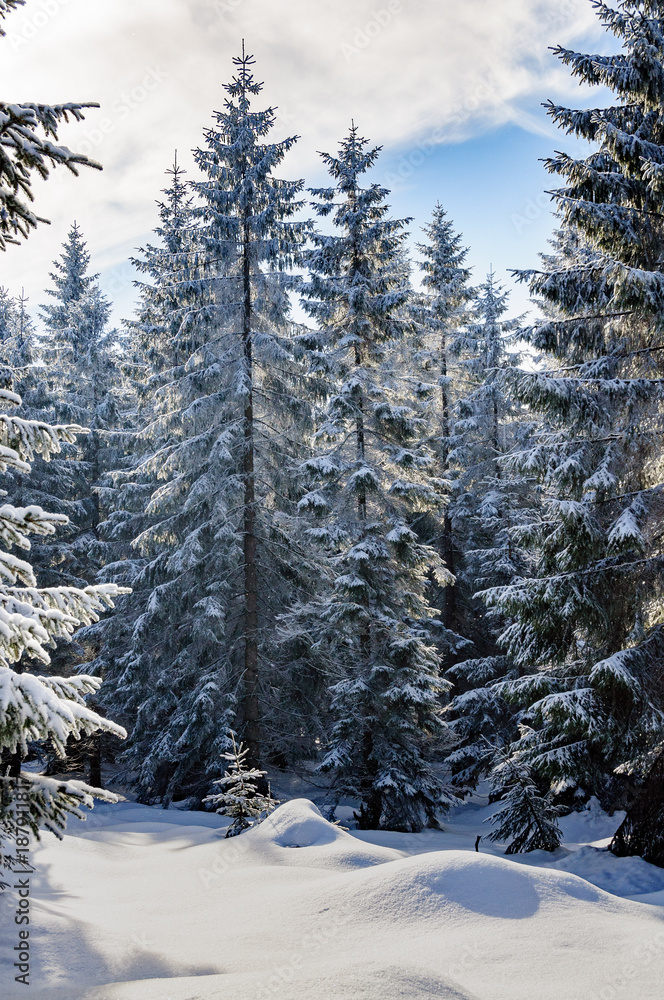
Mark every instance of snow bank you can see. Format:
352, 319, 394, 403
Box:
550, 846, 664, 898
2, 798, 663, 1000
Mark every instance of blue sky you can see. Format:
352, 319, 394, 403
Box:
1, 0, 611, 327
379, 126, 566, 319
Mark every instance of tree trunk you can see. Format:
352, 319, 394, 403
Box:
240, 216, 261, 773
440, 333, 450, 466
440, 333, 456, 629
4, 749, 22, 779
88, 733, 102, 788
442, 510, 457, 631
492, 390, 501, 479
354, 334, 374, 821
611, 751, 664, 868
354, 344, 367, 521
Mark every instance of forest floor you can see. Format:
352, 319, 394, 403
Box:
2, 780, 664, 999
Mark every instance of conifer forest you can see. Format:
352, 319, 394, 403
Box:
2, 3, 664, 998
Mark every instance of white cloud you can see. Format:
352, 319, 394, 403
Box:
1, 0, 603, 317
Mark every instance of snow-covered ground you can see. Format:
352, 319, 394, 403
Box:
2, 792, 664, 999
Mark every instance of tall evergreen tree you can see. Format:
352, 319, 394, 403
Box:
412, 204, 473, 645
11, 224, 124, 593
285, 127, 455, 832
79, 155, 216, 804
190, 53, 313, 772
89, 52, 316, 804
442, 275, 534, 789
472, 2, 664, 853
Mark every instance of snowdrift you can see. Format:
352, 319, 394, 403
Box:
2, 798, 663, 1000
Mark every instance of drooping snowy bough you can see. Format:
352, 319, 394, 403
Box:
0, 388, 128, 843
0, 1, 102, 250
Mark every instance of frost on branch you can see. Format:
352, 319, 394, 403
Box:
0, 771, 119, 843
0, 103, 102, 249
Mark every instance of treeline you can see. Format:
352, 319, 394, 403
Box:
1, 0, 664, 865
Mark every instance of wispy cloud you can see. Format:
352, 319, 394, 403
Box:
1, 0, 602, 318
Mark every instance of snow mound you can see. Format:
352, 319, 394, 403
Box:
247, 798, 404, 869
258, 798, 341, 847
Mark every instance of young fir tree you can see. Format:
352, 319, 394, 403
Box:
204, 732, 277, 837
473, 3, 664, 856
286, 127, 455, 832
89, 53, 317, 804
485, 737, 562, 854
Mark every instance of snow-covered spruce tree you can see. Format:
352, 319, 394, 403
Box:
287, 127, 455, 832
442, 274, 535, 789
412, 203, 473, 647
0, 384, 127, 844
74, 155, 215, 804
33, 223, 127, 591
127, 152, 202, 375
35, 224, 131, 784
475, 3, 664, 842
485, 736, 562, 854
204, 732, 277, 837
0, 287, 34, 372
188, 49, 316, 776
0, 287, 15, 348
0, 2, 101, 250
87, 53, 317, 804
